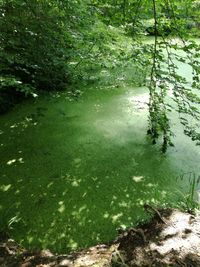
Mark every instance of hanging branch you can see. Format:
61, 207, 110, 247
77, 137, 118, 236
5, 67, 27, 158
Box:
161, 0, 200, 145
148, 0, 159, 144
148, 0, 158, 142
147, 0, 172, 152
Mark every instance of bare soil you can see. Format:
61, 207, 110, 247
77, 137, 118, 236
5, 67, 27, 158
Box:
1, 208, 200, 267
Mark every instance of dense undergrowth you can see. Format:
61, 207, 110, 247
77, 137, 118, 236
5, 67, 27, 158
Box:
0, 0, 93, 112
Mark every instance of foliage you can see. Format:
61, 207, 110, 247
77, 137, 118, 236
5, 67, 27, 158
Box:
69, 23, 144, 87
0, 0, 94, 107
1, 0, 200, 150
89, 1, 200, 152
1, 1, 61, 90
143, 0, 200, 151
0, 76, 35, 96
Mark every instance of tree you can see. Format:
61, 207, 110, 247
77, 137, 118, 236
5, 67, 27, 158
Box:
143, 0, 200, 151
0, 0, 94, 96
1, 0, 200, 151
94, 0, 200, 151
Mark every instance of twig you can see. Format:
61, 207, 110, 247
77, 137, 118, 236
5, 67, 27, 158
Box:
144, 204, 167, 224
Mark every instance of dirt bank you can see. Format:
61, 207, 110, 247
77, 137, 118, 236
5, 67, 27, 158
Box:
1, 208, 200, 267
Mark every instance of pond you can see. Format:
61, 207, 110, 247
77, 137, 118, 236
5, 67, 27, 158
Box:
0, 40, 200, 253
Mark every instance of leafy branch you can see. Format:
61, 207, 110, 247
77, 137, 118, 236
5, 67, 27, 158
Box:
147, 0, 200, 152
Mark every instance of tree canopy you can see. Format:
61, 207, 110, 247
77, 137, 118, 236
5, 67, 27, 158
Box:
0, 0, 200, 150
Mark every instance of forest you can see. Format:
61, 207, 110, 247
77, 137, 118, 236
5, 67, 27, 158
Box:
1, 0, 200, 266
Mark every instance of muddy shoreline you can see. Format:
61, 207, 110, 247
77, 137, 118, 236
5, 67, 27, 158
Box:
1, 208, 200, 267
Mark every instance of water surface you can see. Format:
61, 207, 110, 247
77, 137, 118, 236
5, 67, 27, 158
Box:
0, 47, 200, 252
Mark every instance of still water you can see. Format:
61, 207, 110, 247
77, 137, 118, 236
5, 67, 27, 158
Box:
0, 41, 200, 253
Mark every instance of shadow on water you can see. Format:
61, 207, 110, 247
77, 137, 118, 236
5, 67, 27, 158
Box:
0, 86, 200, 252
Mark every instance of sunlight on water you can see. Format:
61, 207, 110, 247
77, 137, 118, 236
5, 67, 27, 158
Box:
0, 40, 200, 253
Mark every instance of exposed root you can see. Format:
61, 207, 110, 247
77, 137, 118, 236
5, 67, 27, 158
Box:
1, 209, 200, 266
144, 203, 167, 224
